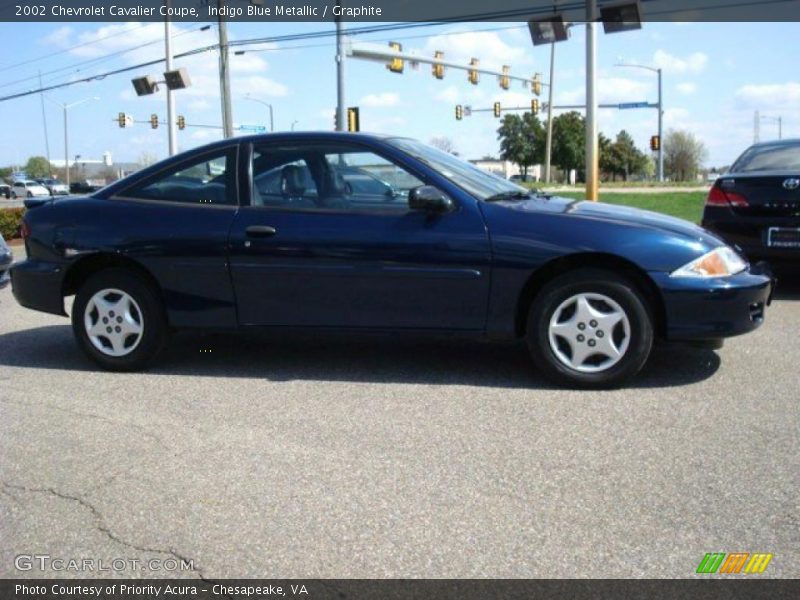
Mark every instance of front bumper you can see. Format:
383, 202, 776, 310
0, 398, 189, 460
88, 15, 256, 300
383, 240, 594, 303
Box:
10, 259, 66, 315
650, 263, 774, 342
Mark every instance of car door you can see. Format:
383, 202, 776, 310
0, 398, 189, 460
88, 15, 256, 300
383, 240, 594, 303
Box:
109, 145, 241, 329
227, 139, 492, 330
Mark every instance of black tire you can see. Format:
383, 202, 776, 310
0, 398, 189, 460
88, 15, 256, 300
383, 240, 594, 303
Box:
71, 268, 168, 371
26, 191, 32, 198
10, 191, 16, 199
526, 268, 654, 389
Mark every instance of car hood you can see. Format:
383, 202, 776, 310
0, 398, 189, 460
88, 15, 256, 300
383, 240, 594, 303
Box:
499, 194, 723, 246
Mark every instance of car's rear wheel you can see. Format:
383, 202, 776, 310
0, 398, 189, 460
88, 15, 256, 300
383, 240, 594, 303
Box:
526, 268, 654, 389
72, 268, 167, 371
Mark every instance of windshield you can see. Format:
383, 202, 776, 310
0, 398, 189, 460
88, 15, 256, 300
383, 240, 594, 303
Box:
388, 137, 529, 200
731, 142, 800, 172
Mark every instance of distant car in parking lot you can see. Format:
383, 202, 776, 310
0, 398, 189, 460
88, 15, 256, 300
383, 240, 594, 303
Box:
0, 234, 12, 290
0, 184, 10, 199
510, 174, 537, 184
11, 132, 774, 388
10, 180, 49, 199
36, 178, 69, 196
69, 180, 104, 194
702, 138, 800, 263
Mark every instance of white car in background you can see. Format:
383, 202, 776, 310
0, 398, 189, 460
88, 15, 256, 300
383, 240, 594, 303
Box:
10, 180, 50, 199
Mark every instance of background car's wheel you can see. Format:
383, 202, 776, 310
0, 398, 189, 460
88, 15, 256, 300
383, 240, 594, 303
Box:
26, 191, 32, 198
72, 268, 167, 371
10, 191, 16, 199
527, 268, 654, 389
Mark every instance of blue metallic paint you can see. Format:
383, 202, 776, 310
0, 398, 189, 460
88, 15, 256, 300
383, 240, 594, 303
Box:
10, 132, 773, 343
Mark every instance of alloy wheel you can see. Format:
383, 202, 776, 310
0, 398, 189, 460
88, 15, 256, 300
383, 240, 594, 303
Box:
83, 288, 144, 357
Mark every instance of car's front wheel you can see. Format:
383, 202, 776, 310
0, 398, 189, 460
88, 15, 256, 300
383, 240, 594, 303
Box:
527, 269, 654, 389
72, 268, 168, 371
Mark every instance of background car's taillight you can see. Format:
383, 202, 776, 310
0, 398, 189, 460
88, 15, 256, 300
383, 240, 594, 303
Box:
19, 220, 31, 240
706, 185, 748, 208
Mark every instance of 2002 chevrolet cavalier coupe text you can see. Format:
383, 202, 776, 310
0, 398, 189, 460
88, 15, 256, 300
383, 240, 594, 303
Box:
11, 133, 774, 388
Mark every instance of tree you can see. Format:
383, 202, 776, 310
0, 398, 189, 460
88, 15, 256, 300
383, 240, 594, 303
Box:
24, 156, 52, 179
551, 111, 585, 181
429, 136, 457, 154
604, 130, 648, 181
496, 112, 544, 177
663, 129, 707, 181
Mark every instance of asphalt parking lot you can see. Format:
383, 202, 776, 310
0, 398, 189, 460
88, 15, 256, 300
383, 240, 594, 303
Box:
0, 270, 798, 579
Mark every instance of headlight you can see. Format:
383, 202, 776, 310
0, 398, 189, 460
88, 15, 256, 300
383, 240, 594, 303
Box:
671, 246, 747, 278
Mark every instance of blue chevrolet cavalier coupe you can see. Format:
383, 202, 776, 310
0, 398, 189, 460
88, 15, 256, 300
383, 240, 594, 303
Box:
11, 133, 773, 388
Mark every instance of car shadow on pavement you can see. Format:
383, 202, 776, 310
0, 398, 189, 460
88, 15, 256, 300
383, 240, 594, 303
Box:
0, 325, 720, 390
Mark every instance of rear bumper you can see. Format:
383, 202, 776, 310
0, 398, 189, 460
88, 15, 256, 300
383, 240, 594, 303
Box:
649, 264, 774, 341
10, 259, 66, 315
703, 208, 800, 261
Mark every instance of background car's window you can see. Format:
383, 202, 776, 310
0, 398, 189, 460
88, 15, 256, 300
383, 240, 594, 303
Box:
123, 148, 236, 205
731, 142, 800, 172
252, 144, 423, 213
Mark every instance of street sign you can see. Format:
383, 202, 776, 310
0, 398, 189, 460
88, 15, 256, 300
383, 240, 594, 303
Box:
618, 102, 650, 109
238, 124, 267, 133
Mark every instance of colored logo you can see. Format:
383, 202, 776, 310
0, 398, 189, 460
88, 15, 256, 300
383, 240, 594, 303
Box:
696, 552, 772, 574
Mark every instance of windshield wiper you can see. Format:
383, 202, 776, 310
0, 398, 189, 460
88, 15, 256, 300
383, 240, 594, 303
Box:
484, 190, 533, 202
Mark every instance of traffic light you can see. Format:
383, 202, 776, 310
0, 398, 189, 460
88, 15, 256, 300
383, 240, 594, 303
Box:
347, 106, 360, 132
117, 112, 127, 128
531, 99, 540, 115
455, 105, 463, 121
493, 102, 501, 118
500, 66, 510, 90
532, 73, 542, 96
177, 115, 186, 130
468, 58, 479, 85
150, 114, 158, 129
650, 135, 660, 151
432, 51, 445, 80
387, 42, 403, 74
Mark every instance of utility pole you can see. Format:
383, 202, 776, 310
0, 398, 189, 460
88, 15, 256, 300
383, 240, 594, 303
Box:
335, 4, 346, 132
38, 71, 52, 176
585, 0, 599, 200
656, 68, 663, 182
164, 0, 177, 155
217, 0, 234, 138
63, 105, 68, 187
544, 42, 556, 184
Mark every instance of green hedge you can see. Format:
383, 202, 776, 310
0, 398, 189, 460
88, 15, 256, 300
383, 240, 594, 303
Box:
0, 207, 25, 239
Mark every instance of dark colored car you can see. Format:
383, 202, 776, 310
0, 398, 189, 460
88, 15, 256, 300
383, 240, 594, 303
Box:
0, 234, 12, 290
69, 180, 104, 194
11, 133, 773, 388
0, 184, 11, 199
702, 139, 800, 263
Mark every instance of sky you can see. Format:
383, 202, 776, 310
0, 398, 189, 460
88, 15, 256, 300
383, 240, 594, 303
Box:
0, 20, 797, 170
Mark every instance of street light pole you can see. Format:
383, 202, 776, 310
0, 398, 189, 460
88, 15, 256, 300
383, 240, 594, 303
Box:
615, 62, 664, 181
45, 96, 98, 189
585, 0, 599, 201
164, 0, 177, 155
544, 42, 555, 184
335, 4, 346, 132
217, 0, 234, 138
243, 95, 274, 131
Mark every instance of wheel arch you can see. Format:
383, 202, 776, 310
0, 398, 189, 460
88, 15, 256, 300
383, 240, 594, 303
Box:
514, 252, 666, 339
62, 253, 166, 320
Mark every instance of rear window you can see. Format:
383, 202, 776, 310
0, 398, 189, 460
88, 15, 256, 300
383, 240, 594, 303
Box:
730, 142, 800, 172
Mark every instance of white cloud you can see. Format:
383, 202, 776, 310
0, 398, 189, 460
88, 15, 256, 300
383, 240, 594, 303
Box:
41, 26, 73, 47
652, 50, 708, 74
434, 85, 460, 104
188, 99, 211, 112
676, 82, 697, 95
423, 30, 530, 72
359, 92, 401, 108
559, 77, 651, 105
735, 82, 800, 110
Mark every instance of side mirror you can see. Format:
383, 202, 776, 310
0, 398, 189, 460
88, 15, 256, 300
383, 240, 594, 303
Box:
408, 185, 454, 213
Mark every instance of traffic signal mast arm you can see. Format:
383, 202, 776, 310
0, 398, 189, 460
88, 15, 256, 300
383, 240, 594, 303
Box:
349, 42, 547, 92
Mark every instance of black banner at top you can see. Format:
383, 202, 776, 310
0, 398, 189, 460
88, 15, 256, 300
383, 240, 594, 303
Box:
1, 0, 799, 23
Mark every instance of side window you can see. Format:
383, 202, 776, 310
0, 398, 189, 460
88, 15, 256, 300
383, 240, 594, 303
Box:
250, 143, 423, 214
123, 148, 236, 205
